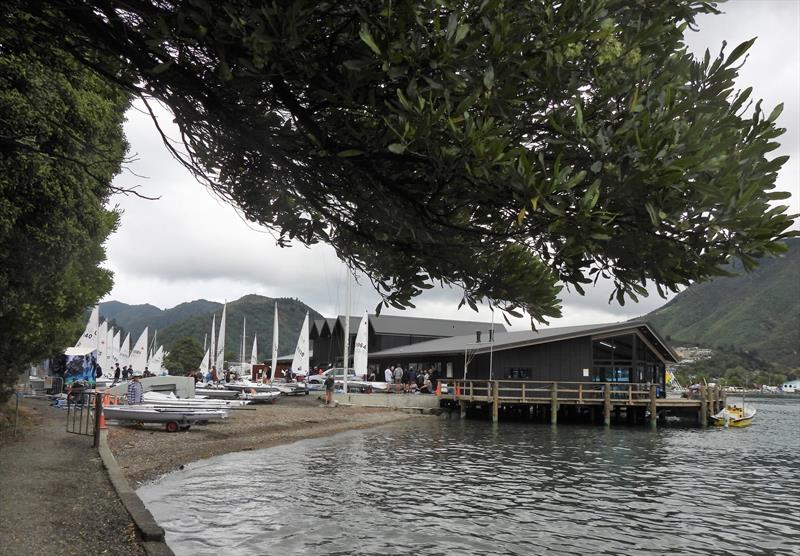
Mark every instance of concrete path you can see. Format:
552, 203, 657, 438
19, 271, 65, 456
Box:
0, 397, 144, 556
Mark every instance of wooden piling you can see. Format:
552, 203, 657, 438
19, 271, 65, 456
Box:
603, 383, 611, 426
550, 382, 558, 425
699, 385, 708, 427
492, 381, 499, 423
649, 384, 658, 428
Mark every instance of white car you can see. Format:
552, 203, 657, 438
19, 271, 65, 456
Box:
307, 368, 382, 393
307, 368, 359, 385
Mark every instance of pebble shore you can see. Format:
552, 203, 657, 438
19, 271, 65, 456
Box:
108, 395, 423, 486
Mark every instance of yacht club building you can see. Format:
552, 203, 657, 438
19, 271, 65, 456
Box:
366, 321, 677, 386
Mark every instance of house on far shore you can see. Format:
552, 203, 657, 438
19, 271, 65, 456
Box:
367, 321, 678, 386
309, 314, 504, 369
781, 379, 800, 393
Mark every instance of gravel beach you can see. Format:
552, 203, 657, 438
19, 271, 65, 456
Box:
0, 397, 144, 556
108, 395, 423, 486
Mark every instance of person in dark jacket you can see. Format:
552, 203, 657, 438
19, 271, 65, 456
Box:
324, 374, 335, 406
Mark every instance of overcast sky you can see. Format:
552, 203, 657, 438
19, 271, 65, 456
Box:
101, 1, 799, 333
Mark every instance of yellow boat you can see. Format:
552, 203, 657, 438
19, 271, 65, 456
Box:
710, 404, 756, 427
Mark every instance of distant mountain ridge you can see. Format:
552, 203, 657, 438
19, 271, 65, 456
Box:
99, 295, 323, 362
646, 238, 800, 368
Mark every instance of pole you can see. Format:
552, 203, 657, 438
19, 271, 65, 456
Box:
342, 272, 351, 394
93, 392, 102, 448
489, 308, 495, 382
242, 317, 246, 374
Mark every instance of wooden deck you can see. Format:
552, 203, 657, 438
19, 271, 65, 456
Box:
439, 380, 725, 427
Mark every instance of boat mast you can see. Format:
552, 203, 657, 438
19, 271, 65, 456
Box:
241, 316, 246, 374
271, 303, 278, 381
342, 271, 351, 394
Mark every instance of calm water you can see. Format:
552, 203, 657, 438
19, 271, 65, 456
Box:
139, 399, 800, 555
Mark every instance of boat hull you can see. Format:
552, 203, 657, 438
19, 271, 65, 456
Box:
710, 406, 756, 428
104, 405, 228, 423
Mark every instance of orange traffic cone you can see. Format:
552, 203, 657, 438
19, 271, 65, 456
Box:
435, 382, 441, 396
99, 393, 107, 429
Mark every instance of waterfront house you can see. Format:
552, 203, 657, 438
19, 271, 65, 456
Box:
366, 321, 677, 387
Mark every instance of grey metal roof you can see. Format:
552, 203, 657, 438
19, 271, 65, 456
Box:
327, 314, 506, 337
370, 314, 506, 337
367, 320, 678, 362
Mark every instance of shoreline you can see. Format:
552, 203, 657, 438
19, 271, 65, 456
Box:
108, 395, 425, 486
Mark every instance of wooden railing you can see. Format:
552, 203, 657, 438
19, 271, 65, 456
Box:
439, 380, 725, 426
442, 380, 658, 405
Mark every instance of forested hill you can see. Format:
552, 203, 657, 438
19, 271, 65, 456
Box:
646, 238, 800, 368
100, 295, 322, 361
99, 299, 219, 340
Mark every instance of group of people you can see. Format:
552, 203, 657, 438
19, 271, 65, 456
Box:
111, 362, 154, 384
382, 364, 438, 393
188, 366, 247, 384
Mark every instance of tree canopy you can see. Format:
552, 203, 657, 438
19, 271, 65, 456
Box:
8, 1, 797, 326
163, 337, 203, 374
0, 23, 128, 401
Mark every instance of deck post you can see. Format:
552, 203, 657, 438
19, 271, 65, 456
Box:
603, 383, 611, 426
649, 384, 658, 428
492, 381, 499, 423
699, 385, 708, 427
459, 400, 467, 419
550, 382, 558, 425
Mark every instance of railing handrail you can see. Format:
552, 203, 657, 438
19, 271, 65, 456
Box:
441, 379, 718, 405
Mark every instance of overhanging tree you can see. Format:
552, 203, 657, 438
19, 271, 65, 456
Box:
0, 27, 128, 401
9, 1, 797, 326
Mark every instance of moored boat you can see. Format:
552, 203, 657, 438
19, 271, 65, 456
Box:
710, 405, 756, 427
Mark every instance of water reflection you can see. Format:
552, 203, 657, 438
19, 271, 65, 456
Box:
139, 400, 800, 555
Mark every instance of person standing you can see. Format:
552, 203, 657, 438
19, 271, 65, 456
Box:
394, 364, 403, 393
127, 375, 144, 404
112, 363, 121, 385
384, 365, 393, 385
324, 373, 335, 406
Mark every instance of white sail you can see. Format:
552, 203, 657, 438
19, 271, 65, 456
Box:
149, 330, 158, 363
270, 303, 279, 381
105, 326, 116, 375
111, 330, 120, 367
199, 349, 210, 375
250, 333, 258, 375
120, 333, 131, 368
215, 303, 226, 371
210, 313, 217, 373
290, 312, 310, 376
353, 311, 369, 380
96, 321, 108, 376
75, 306, 99, 349
129, 327, 148, 374
149, 346, 164, 375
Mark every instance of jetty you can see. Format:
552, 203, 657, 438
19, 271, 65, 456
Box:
440, 380, 725, 427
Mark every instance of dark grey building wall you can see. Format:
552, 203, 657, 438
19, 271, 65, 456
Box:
463, 337, 593, 381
